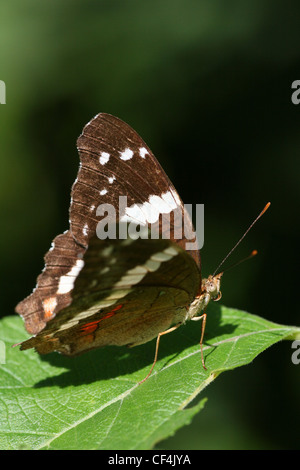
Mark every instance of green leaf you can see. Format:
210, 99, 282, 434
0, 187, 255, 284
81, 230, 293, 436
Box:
0, 304, 299, 450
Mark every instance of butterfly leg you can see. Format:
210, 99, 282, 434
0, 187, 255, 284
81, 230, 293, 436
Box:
139, 324, 181, 384
191, 313, 207, 370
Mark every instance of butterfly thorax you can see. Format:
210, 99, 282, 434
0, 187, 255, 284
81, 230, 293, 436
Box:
186, 272, 223, 321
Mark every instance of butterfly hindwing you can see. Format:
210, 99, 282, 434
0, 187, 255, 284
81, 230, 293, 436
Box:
19, 236, 200, 355
15, 230, 85, 335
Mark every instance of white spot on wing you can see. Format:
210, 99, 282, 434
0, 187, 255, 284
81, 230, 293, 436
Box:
140, 201, 160, 224
120, 148, 134, 161
161, 190, 178, 210
100, 189, 108, 196
99, 152, 110, 165
108, 175, 116, 184
121, 238, 135, 246
151, 247, 178, 262
57, 259, 85, 294
139, 147, 148, 158
83, 224, 88, 236
57, 319, 79, 331
113, 269, 145, 288
120, 190, 180, 225
58, 290, 132, 330
149, 194, 173, 215
164, 245, 178, 256
99, 266, 110, 275
101, 246, 114, 257
121, 204, 147, 225
126, 265, 148, 275
144, 259, 161, 272
112, 247, 178, 288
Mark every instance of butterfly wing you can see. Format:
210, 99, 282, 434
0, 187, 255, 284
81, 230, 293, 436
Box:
19, 236, 200, 355
15, 113, 201, 353
72, 113, 200, 265
15, 230, 85, 335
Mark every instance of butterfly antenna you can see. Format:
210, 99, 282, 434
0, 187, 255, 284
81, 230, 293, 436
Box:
220, 249, 258, 274
212, 202, 270, 277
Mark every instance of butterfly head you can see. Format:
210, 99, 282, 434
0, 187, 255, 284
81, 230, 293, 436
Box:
201, 272, 223, 302
187, 272, 223, 321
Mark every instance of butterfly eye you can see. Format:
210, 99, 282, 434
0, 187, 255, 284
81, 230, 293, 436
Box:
206, 281, 216, 293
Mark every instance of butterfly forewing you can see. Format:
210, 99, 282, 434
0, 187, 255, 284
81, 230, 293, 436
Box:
71, 114, 175, 244
72, 114, 200, 263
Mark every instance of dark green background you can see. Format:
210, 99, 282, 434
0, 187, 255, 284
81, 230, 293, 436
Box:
1, 0, 299, 449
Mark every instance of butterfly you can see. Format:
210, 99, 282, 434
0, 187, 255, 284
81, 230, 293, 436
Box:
15, 113, 269, 382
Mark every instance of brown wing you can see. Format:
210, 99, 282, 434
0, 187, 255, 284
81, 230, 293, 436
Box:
15, 231, 85, 335
72, 113, 201, 266
18, 236, 200, 355
15, 113, 201, 346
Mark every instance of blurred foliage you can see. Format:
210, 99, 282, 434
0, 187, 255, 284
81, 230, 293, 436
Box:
0, 0, 299, 449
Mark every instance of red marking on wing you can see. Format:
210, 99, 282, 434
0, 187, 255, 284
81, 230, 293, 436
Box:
79, 304, 123, 335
